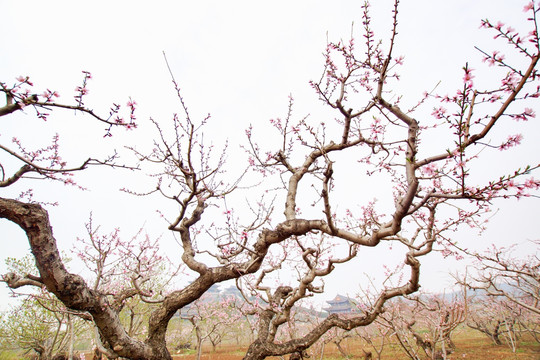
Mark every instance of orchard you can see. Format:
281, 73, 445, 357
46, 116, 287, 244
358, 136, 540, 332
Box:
1, 1, 539, 359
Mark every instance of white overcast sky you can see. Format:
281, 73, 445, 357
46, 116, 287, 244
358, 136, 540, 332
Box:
1, 0, 539, 310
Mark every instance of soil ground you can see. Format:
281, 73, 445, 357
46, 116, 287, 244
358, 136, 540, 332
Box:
74, 330, 540, 360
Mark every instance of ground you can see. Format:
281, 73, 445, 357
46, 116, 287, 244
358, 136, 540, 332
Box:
20, 329, 533, 360
161, 329, 539, 360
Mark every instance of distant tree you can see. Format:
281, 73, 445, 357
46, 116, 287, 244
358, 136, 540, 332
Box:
415, 295, 467, 358
1, 1, 539, 359
379, 299, 423, 360
379, 293, 467, 360
457, 241, 540, 316
355, 321, 393, 360
0, 293, 87, 360
0, 255, 91, 359
454, 239, 540, 351
181, 293, 241, 360
467, 296, 529, 351
326, 328, 354, 359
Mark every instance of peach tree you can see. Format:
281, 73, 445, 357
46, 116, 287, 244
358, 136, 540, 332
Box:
1, 1, 539, 359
